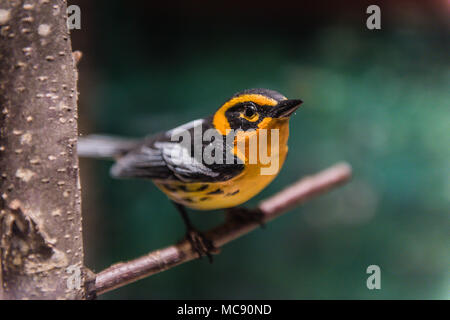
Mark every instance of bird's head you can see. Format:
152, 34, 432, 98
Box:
212, 88, 303, 135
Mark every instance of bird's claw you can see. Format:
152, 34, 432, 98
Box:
185, 229, 218, 263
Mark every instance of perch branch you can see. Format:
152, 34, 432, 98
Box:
92, 162, 352, 296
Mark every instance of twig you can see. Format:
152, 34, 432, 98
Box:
92, 162, 352, 296
72, 50, 83, 66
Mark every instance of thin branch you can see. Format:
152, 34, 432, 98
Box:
92, 162, 352, 296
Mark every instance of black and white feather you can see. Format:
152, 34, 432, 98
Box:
78, 118, 244, 183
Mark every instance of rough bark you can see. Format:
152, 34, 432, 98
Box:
0, 0, 86, 299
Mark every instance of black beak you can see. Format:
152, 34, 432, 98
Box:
274, 99, 303, 118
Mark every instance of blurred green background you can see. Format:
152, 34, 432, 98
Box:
71, 0, 450, 299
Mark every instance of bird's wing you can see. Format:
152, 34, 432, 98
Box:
154, 141, 220, 182
110, 118, 242, 182
110, 143, 172, 179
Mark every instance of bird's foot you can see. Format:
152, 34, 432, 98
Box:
226, 207, 265, 228
184, 228, 218, 263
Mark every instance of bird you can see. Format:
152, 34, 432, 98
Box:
78, 88, 303, 261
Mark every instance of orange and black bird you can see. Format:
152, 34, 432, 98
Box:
78, 89, 303, 260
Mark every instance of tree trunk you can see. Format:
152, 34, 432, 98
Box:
0, 0, 86, 299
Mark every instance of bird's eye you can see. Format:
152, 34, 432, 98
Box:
244, 107, 255, 118
242, 103, 258, 120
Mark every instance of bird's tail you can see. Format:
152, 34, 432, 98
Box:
77, 134, 138, 159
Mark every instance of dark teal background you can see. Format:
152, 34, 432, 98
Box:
71, 0, 449, 299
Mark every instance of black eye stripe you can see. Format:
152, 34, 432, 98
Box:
227, 102, 260, 117
227, 102, 257, 112
224, 101, 267, 130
